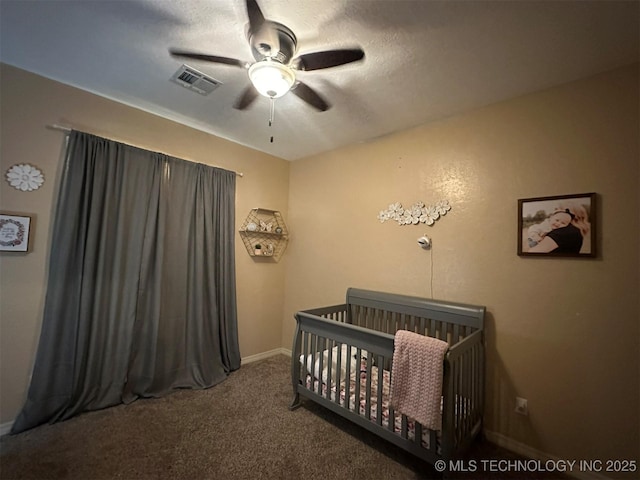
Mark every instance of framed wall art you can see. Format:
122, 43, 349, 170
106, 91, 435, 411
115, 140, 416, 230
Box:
518, 193, 596, 258
0, 213, 32, 252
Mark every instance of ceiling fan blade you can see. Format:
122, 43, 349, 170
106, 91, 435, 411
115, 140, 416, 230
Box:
233, 85, 259, 110
245, 0, 280, 57
291, 81, 330, 112
246, 0, 266, 34
293, 49, 365, 71
169, 49, 246, 68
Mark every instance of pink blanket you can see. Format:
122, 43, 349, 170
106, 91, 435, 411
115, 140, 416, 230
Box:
390, 330, 449, 431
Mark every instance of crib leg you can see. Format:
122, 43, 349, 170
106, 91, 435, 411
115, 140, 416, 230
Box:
289, 393, 301, 410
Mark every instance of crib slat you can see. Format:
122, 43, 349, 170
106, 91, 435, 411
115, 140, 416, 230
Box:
316, 341, 323, 395
359, 306, 366, 328
453, 323, 460, 344
334, 341, 342, 404
458, 354, 465, 428
376, 354, 384, 426
354, 347, 362, 414
415, 422, 423, 446
461, 350, 467, 438
419, 317, 426, 336
385, 311, 391, 333
440, 321, 447, 341
467, 348, 472, 422
364, 351, 372, 420
344, 345, 352, 410
457, 352, 464, 443
308, 334, 316, 391
301, 330, 309, 366
326, 338, 333, 399
388, 407, 396, 432
473, 343, 482, 424
463, 351, 469, 424
407, 314, 414, 332
303, 331, 311, 381
401, 415, 408, 439
454, 353, 460, 444
429, 429, 437, 453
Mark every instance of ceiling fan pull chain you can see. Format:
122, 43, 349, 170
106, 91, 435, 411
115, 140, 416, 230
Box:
269, 97, 275, 127
269, 98, 275, 143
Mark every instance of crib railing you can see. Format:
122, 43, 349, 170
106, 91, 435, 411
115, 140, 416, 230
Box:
347, 287, 484, 342
290, 309, 444, 463
442, 329, 484, 456
290, 295, 485, 463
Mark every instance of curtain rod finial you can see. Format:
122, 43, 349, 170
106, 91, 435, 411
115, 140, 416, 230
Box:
47, 124, 72, 133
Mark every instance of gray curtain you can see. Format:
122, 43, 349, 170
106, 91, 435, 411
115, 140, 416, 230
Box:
12, 131, 240, 433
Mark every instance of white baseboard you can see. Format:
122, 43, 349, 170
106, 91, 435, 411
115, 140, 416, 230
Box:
484, 430, 612, 480
241, 347, 291, 364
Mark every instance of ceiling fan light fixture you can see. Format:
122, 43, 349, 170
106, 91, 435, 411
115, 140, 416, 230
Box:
248, 60, 296, 98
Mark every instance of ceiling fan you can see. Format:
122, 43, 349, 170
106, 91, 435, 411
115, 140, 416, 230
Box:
169, 0, 365, 112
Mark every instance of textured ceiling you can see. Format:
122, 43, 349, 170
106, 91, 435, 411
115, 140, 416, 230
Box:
1, 0, 638, 160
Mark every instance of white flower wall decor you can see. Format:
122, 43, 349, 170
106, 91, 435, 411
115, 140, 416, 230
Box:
6, 164, 45, 192
377, 200, 451, 226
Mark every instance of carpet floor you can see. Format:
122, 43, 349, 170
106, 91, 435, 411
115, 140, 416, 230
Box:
0, 355, 568, 479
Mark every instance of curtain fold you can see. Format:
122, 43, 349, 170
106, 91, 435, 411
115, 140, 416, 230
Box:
12, 131, 240, 434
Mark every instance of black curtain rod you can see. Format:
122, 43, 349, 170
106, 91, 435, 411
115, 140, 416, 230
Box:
46, 124, 244, 177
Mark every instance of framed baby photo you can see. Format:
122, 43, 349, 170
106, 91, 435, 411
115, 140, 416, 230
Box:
0, 213, 32, 252
517, 193, 596, 258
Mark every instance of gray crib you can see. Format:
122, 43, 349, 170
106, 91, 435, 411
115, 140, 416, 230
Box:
289, 288, 485, 467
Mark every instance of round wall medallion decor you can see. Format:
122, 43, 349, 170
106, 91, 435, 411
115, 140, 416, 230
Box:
6, 163, 45, 192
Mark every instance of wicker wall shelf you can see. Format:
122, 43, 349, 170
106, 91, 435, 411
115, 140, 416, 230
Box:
239, 208, 289, 262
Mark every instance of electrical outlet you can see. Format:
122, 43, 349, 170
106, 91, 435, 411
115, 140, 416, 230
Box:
515, 397, 528, 416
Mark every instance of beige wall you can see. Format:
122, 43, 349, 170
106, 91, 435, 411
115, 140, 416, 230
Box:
0, 64, 289, 424
2, 61, 638, 470
284, 64, 639, 467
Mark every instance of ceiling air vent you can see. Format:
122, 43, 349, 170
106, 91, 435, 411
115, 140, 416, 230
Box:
170, 65, 222, 96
